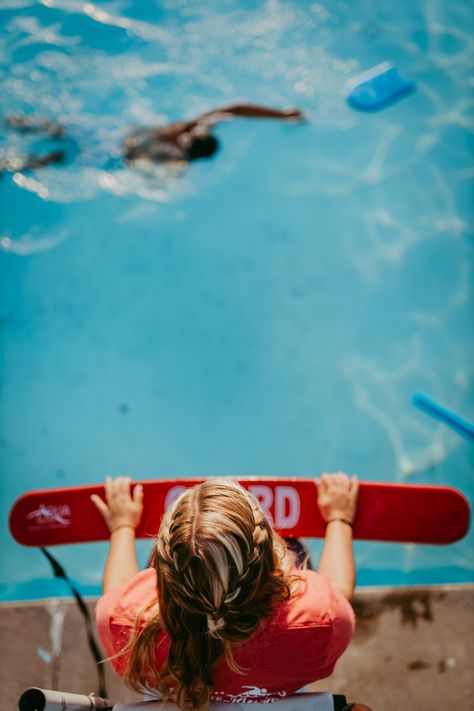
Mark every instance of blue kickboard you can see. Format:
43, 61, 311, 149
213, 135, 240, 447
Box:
347, 62, 416, 111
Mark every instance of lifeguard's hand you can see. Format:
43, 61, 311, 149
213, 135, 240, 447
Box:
317, 472, 359, 524
91, 476, 143, 533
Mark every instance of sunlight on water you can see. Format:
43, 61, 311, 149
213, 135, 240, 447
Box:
0, 0, 473, 599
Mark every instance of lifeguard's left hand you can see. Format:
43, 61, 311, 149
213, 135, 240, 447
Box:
91, 476, 143, 534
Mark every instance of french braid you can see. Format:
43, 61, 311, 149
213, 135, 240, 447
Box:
124, 479, 299, 710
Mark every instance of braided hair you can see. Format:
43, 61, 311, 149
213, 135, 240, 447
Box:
124, 479, 299, 710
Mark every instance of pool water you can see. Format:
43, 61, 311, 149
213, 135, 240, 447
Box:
0, 0, 473, 601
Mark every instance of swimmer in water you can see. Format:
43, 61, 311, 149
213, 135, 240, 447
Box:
123, 103, 305, 163
2, 103, 304, 173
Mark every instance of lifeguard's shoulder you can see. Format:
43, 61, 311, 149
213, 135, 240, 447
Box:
276, 569, 356, 631
95, 567, 157, 627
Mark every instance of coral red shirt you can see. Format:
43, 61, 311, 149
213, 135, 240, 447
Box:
96, 567, 355, 703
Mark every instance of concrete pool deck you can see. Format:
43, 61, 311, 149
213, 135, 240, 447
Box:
2, 584, 473, 711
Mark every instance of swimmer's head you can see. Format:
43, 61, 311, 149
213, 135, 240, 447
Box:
185, 133, 219, 160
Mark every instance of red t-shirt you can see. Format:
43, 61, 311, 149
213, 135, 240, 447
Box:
96, 567, 355, 703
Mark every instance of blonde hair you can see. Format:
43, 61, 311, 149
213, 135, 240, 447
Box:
124, 479, 299, 710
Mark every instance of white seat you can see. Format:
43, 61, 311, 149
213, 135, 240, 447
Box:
18, 688, 341, 711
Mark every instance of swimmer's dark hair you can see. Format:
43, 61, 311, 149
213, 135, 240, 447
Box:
187, 134, 219, 160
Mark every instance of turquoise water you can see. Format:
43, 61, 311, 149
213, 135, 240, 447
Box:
0, 0, 473, 601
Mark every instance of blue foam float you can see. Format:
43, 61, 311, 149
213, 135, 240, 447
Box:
347, 62, 416, 111
412, 391, 474, 441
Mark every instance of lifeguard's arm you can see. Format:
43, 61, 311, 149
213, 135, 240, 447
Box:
91, 477, 144, 593
316, 473, 359, 600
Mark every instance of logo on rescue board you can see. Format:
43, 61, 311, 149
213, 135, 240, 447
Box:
212, 686, 287, 704
26, 503, 72, 529
165, 484, 301, 529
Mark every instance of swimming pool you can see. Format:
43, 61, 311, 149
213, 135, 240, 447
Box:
1, 0, 473, 601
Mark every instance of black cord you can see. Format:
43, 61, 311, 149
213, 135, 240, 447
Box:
40, 547, 108, 698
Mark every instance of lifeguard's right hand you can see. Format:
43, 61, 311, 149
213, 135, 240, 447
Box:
317, 472, 359, 524
91, 476, 143, 533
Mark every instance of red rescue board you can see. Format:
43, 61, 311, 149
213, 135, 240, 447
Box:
9, 478, 470, 547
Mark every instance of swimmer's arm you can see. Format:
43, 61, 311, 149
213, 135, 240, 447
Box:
196, 104, 305, 125
151, 104, 304, 141
316, 473, 359, 600
91, 476, 144, 593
